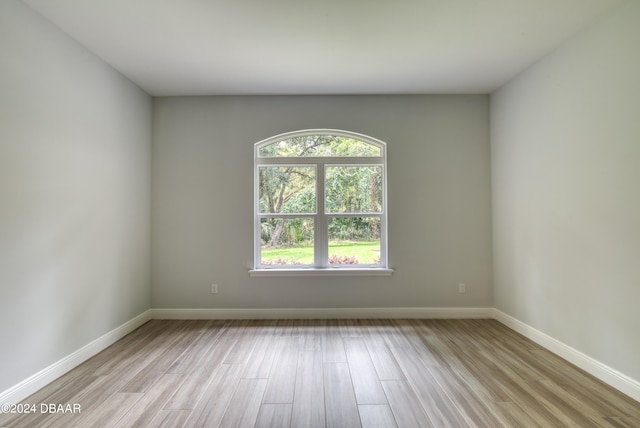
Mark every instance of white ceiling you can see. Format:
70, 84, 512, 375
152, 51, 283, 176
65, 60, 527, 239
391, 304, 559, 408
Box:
23, 0, 621, 96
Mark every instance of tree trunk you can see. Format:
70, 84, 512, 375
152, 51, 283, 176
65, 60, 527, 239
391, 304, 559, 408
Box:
269, 219, 285, 248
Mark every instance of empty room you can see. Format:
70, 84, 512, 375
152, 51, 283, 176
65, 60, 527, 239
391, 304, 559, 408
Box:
1, 0, 639, 426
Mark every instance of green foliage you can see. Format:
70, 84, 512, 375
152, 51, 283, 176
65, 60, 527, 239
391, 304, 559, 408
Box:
328, 217, 380, 241
260, 218, 313, 248
258, 135, 383, 249
259, 135, 380, 158
259, 166, 315, 215
325, 166, 381, 213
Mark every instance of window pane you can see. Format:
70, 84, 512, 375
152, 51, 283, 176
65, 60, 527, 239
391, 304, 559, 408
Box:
260, 218, 314, 266
259, 166, 315, 214
328, 217, 381, 265
325, 166, 382, 213
259, 135, 380, 157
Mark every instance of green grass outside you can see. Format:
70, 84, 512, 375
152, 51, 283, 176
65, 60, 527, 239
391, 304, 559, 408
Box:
262, 241, 380, 265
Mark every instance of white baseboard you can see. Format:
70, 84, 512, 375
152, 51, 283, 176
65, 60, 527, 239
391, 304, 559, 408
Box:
492, 309, 640, 403
150, 307, 494, 320
0, 310, 152, 406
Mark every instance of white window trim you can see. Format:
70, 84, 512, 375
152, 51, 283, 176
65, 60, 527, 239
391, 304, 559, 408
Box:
248, 268, 394, 277
252, 129, 391, 276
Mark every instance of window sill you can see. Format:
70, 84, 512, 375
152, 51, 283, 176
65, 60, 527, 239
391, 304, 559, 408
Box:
248, 268, 394, 277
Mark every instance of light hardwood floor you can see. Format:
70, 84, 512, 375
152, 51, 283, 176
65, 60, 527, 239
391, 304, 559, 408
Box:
1, 319, 639, 427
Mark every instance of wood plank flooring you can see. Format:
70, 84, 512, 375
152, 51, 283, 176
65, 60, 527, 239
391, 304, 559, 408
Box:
1, 319, 639, 427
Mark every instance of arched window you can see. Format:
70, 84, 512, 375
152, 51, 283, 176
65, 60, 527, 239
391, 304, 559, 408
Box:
252, 130, 390, 275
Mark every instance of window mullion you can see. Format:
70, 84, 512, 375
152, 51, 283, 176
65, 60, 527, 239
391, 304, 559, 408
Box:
315, 163, 328, 267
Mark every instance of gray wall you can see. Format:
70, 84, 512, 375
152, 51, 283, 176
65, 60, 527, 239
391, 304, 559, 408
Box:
0, 0, 152, 392
491, 0, 640, 381
152, 96, 492, 309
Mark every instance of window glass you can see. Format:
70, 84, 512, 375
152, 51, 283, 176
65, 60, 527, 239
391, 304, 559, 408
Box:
328, 217, 381, 265
259, 166, 316, 214
255, 130, 387, 269
259, 135, 381, 157
260, 218, 314, 266
325, 166, 382, 214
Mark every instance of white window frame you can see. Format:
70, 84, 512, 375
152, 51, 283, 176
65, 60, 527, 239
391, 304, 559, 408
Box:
250, 129, 392, 277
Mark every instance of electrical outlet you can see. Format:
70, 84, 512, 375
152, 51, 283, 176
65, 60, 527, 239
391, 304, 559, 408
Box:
211, 284, 218, 294
458, 283, 466, 294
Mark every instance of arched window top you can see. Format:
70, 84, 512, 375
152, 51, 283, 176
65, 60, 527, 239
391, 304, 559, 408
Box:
256, 129, 384, 158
